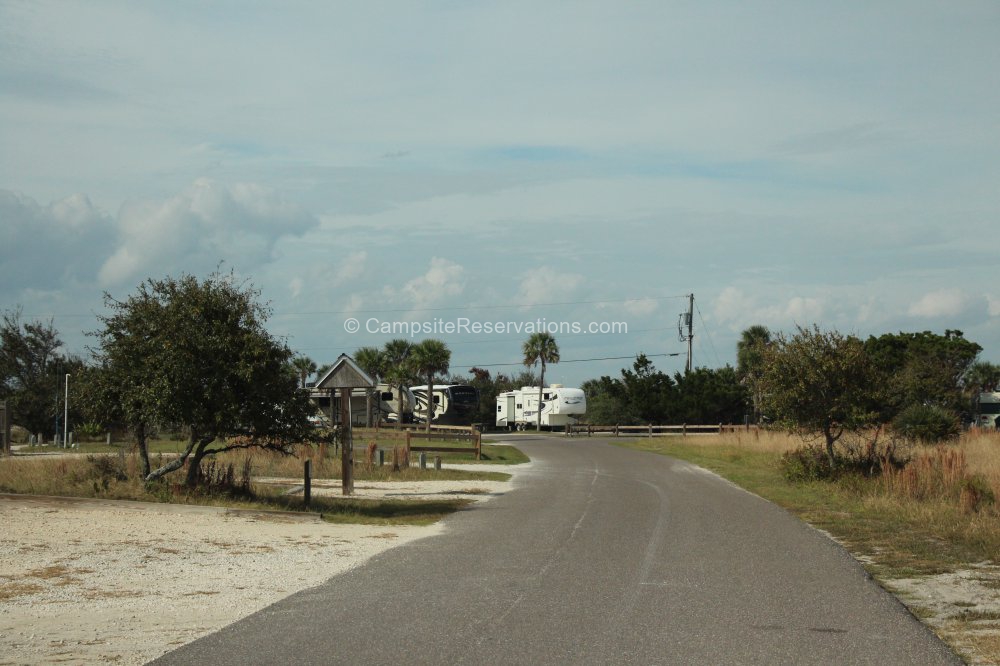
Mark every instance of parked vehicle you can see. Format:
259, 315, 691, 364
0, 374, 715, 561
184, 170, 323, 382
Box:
975, 391, 1000, 428
412, 384, 480, 426
496, 384, 586, 430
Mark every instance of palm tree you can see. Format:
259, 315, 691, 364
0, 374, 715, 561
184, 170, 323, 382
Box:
291, 355, 317, 389
382, 339, 414, 423
410, 339, 451, 432
354, 346, 386, 425
736, 325, 771, 423
522, 332, 560, 431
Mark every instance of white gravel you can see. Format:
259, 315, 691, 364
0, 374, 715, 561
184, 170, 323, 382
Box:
0, 492, 454, 665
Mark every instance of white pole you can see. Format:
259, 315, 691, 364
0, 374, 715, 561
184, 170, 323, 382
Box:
63, 374, 70, 449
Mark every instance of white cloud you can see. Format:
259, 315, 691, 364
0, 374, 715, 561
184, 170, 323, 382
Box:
908, 288, 968, 318
98, 179, 316, 287
384, 257, 465, 311
288, 277, 304, 299
334, 251, 367, 285
516, 266, 583, 307
622, 298, 660, 316
987, 295, 1000, 318
0, 190, 115, 295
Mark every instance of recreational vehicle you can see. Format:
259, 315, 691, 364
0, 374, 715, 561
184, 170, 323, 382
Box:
496, 384, 586, 430
412, 384, 481, 426
976, 391, 1000, 428
308, 383, 416, 426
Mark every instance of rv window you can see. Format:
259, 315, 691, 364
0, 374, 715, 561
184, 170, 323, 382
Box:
516, 404, 522, 409
433, 396, 440, 404
544, 393, 551, 400
381, 392, 393, 400
497, 405, 502, 412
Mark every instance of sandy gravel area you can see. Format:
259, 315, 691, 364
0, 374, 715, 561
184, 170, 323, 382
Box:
0, 469, 513, 666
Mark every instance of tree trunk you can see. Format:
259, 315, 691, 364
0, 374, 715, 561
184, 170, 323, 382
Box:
145, 432, 198, 483
136, 422, 151, 478
185, 436, 214, 487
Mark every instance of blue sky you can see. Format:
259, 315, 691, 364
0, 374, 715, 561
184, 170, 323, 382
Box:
2, 1, 998, 386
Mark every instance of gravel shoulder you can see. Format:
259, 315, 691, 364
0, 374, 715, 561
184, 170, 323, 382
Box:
0, 465, 525, 665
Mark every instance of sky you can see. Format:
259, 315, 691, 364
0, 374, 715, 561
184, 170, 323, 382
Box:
2, 1, 999, 387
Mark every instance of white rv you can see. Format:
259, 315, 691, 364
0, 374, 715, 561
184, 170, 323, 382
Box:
496, 384, 586, 430
412, 384, 480, 425
975, 391, 1000, 428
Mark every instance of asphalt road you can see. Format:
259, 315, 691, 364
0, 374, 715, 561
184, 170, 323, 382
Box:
153, 435, 959, 665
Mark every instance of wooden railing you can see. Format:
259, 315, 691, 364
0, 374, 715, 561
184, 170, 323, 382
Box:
565, 423, 760, 437
354, 425, 482, 460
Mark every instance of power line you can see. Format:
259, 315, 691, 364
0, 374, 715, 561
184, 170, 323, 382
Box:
21, 294, 691, 320
694, 302, 723, 368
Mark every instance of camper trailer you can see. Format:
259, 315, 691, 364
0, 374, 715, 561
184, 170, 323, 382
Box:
976, 391, 1000, 428
496, 384, 586, 430
412, 384, 480, 426
308, 383, 415, 426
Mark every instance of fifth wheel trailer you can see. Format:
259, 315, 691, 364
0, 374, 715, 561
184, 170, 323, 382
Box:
496, 385, 586, 430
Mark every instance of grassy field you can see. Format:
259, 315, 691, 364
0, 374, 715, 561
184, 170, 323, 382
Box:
612, 428, 1000, 662
0, 447, 502, 525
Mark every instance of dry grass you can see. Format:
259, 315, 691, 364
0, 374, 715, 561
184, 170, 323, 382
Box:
962, 429, 1000, 498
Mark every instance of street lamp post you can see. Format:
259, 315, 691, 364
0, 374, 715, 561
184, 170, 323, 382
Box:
63, 374, 70, 449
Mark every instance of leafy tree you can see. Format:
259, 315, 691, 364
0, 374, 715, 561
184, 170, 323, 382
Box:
759, 326, 885, 466
671, 366, 747, 424
581, 375, 634, 424
92, 273, 315, 486
410, 339, 451, 432
0, 309, 83, 436
353, 346, 387, 425
291, 355, 317, 389
865, 330, 981, 418
382, 339, 414, 423
522, 332, 560, 431
618, 354, 675, 424
736, 325, 771, 423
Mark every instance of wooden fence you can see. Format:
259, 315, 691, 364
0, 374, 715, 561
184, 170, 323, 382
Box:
565, 423, 760, 438
354, 425, 482, 460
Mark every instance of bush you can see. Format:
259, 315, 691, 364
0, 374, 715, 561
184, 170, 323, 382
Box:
960, 475, 996, 513
76, 422, 105, 441
892, 404, 960, 443
780, 445, 835, 481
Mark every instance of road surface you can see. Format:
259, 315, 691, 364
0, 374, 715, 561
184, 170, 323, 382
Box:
153, 435, 958, 665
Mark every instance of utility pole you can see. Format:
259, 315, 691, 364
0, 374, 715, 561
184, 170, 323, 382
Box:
678, 294, 694, 374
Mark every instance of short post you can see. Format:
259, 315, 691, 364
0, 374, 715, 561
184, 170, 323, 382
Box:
304, 459, 311, 508
106, 432, 112, 447
419, 452, 427, 469
588, 424, 593, 437
434, 455, 442, 470
614, 424, 619, 437
718, 422, 723, 434
37, 433, 42, 447
682, 423, 687, 437
648, 423, 653, 438
376, 448, 385, 466
475, 430, 481, 461
69, 432, 74, 448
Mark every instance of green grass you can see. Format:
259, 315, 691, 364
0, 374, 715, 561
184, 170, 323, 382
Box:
611, 438, 1000, 578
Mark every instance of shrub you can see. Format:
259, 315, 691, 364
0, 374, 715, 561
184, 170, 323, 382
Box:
780, 445, 835, 481
892, 404, 960, 443
76, 422, 105, 441
959, 476, 996, 513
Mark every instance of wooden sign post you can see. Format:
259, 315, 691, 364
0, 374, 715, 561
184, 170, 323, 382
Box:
313, 354, 375, 497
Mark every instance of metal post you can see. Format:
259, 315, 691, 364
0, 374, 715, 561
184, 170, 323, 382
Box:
686, 294, 694, 374
63, 374, 70, 450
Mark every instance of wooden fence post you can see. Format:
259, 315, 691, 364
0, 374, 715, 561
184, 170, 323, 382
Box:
475, 430, 482, 461
648, 423, 653, 438
304, 459, 311, 508
682, 423, 687, 437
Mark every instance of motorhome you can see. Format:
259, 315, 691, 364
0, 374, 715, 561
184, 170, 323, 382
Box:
308, 383, 415, 426
975, 391, 1000, 428
412, 384, 481, 426
496, 384, 586, 430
